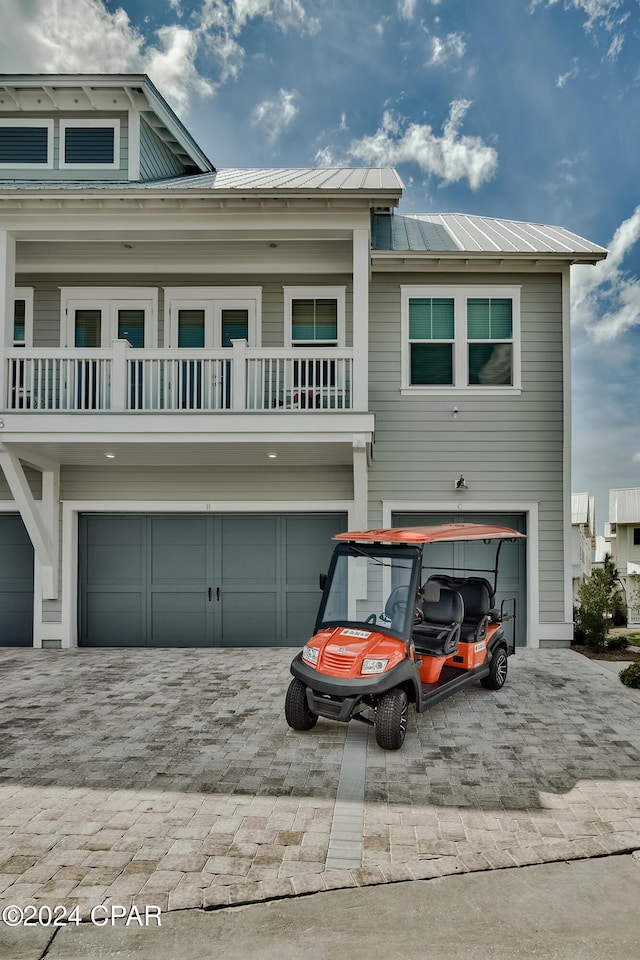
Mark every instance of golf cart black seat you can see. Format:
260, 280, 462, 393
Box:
427, 575, 493, 643
384, 584, 412, 632
412, 587, 463, 657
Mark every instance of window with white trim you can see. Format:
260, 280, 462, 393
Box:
284, 286, 345, 347
164, 287, 261, 348
401, 285, 521, 392
59, 119, 120, 170
0, 119, 54, 169
60, 288, 158, 348
13, 288, 34, 347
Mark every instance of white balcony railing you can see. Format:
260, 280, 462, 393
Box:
5, 341, 354, 413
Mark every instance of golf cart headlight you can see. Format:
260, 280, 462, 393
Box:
361, 657, 389, 675
302, 645, 319, 666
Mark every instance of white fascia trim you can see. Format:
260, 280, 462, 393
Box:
381, 499, 539, 649
127, 109, 141, 181
0, 118, 54, 170
61, 498, 355, 648
283, 285, 346, 348
59, 118, 120, 170
562, 265, 573, 628
400, 284, 522, 392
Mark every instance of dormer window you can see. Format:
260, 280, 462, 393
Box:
0, 119, 53, 168
59, 119, 120, 170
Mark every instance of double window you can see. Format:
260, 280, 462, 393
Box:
284, 287, 345, 347
60, 288, 158, 348
164, 288, 261, 348
0, 118, 119, 170
402, 285, 521, 392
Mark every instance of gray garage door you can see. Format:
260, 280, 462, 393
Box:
79, 513, 346, 647
393, 511, 527, 647
0, 514, 34, 646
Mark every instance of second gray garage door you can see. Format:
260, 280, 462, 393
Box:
0, 514, 34, 646
79, 513, 346, 647
393, 511, 527, 647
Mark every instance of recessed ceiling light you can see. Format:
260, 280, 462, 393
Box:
268, 241, 278, 248
105, 452, 117, 459
123, 242, 135, 250
267, 453, 277, 459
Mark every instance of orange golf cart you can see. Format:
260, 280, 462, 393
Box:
285, 523, 525, 750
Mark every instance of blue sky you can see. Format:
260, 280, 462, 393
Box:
1, 0, 639, 528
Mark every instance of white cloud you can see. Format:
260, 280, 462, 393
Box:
572, 205, 640, 341
346, 100, 498, 191
556, 59, 580, 87
427, 31, 466, 66
0, 0, 318, 118
530, 0, 627, 34
314, 146, 339, 167
398, 0, 418, 18
251, 89, 299, 142
606, 32, 624, 61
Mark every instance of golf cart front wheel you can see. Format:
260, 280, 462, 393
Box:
285, 678, 318, 730
481, 644, 508, 690
375, 687, 408, 750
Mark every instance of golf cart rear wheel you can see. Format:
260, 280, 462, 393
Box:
481, 644, 508, 690
285, 678, 318, 731
375, 687, 408, 750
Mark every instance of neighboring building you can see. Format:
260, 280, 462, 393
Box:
0, 74, 607, 652
571, 492, 595, 601
605, 488, 640, 624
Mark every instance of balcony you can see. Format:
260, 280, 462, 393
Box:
5, 340, 355, 413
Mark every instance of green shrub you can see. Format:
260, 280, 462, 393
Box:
607, 635, 629, 651
611, 606, 628, 627
619, 661, 640, 688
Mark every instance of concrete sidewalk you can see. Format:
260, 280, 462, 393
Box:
4, 853, 640, 959
0, 646, 639, 953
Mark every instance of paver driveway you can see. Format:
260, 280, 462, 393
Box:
0, 648, 639, 914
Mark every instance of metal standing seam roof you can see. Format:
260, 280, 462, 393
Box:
372, 212, 607, 258
609, 488, 640, 524
572, 493, 595, 535
0, 167, 403, 195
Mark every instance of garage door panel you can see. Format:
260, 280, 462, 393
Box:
151, 517, 208, 583
151, 592, 210, 647
285, 590, 321, 643
84, 592, 143, 646
221, 591, 277, 646
284, 515, 344, 583
220, 516, 277, 583
0, 515, 34, 646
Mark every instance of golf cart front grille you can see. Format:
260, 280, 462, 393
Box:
321, 649, 357, 675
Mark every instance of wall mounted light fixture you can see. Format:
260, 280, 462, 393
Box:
455, 475, 468, 490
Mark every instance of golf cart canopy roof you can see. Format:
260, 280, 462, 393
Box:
333, 523, 526, 544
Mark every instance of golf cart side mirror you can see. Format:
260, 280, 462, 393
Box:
319, 573, 327, 591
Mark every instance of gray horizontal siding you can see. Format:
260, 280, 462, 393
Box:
139, 117, 185, 180
368, 270, 566, 627
59, 464, 352, 501
0, 466, 42, 500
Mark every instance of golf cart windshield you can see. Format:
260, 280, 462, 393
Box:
316, 542, 422, 641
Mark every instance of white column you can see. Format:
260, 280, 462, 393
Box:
0, 231, 16, 409
353, 435, 369, 598
231, 339, 247, 411
352, 228, 370, 411
110, 338, 131, 411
